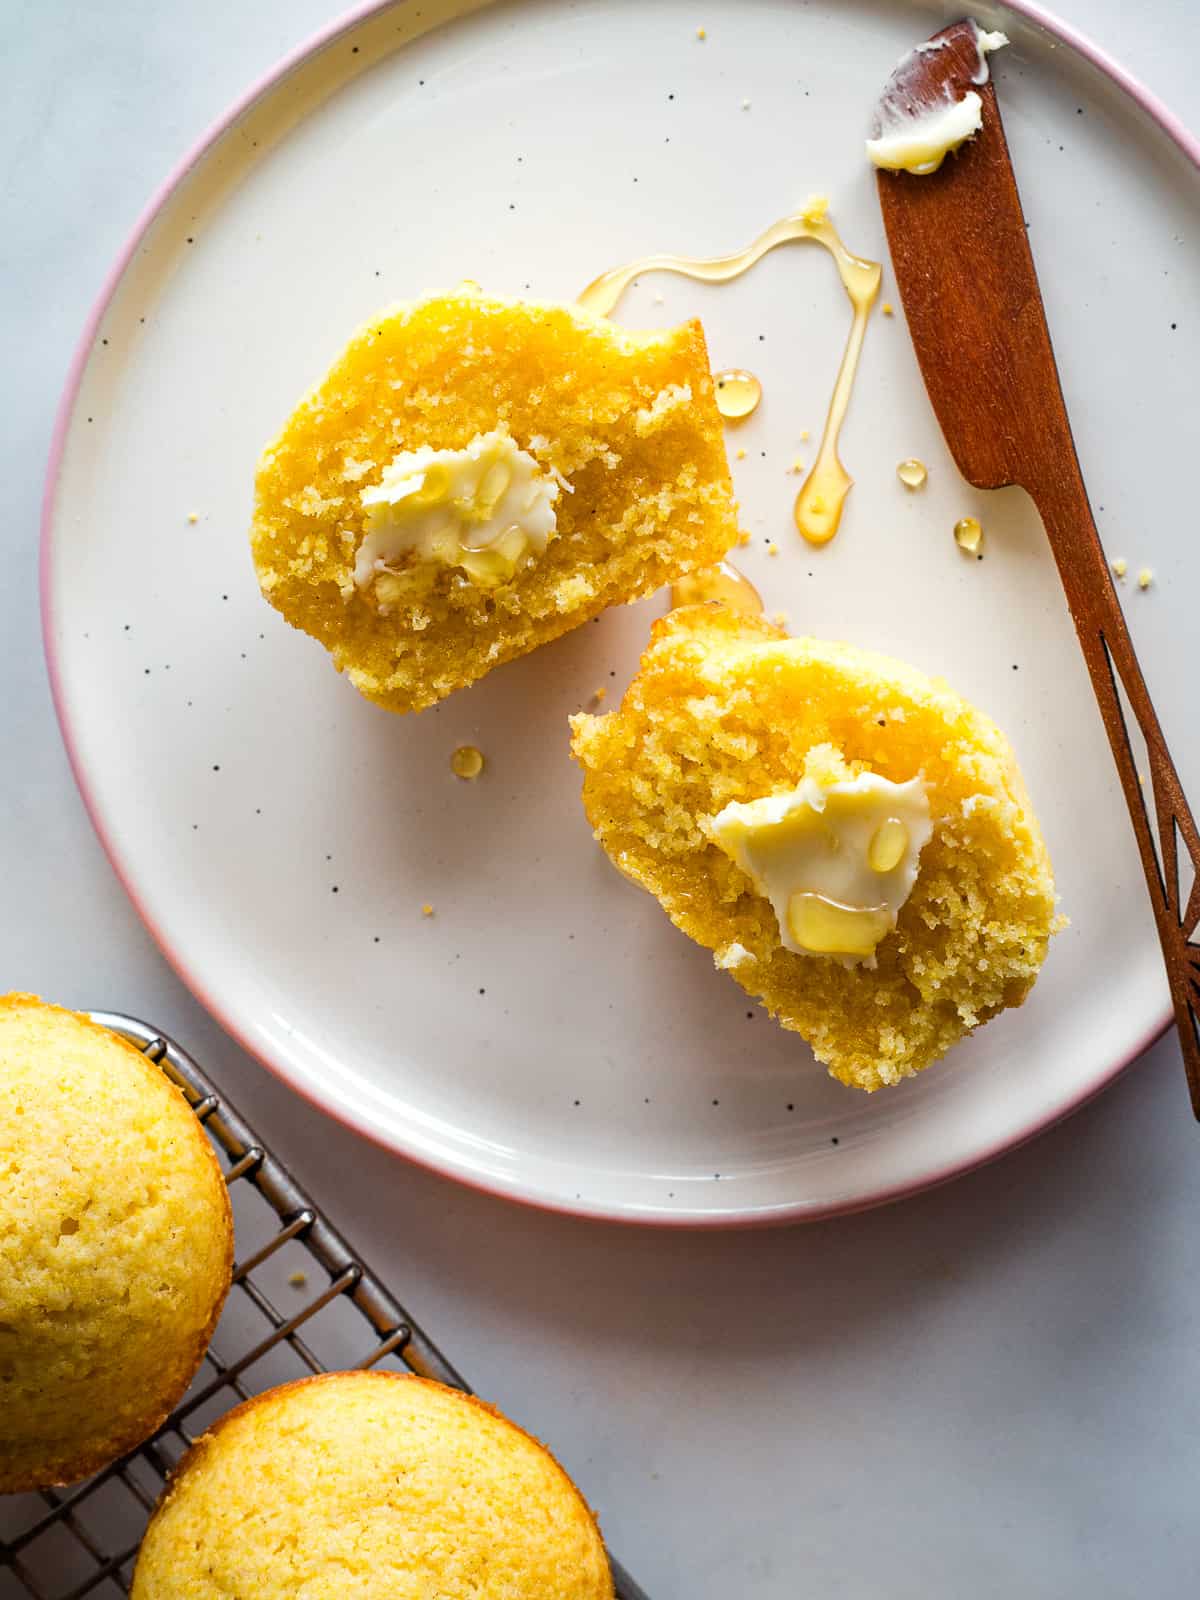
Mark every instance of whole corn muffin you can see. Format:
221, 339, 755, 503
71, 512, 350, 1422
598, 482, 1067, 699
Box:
0, 995, 233, 1491
570, 604, 1059, 1089
131, 1371, 614, 1599
250, 285, 738, 713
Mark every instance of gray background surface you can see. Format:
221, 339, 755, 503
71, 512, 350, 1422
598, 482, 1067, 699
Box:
4, 2, 1200, 1594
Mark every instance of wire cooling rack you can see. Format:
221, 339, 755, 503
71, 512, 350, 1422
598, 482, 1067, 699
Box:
0, 1012, 648, 1600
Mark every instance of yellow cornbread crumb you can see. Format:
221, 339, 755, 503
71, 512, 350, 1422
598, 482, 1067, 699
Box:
0, 995, 233, 1491
421, 902, 434, 917
287, 1270, 308, 1289
570, 606, 1059, 1090
766, 542, 780, 557
251, 288, 737, 714
187, 512, 199, 525
130, 1372, 614, 1600
882, 302, 895, 315
1111, 557, 1127, 578
1138, 567, 1153, 589
696, 25, 707, 39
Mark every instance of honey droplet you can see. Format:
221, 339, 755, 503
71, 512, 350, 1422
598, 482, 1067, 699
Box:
787, 892, 891, 958
954, 516, 983, 555
714, 369, 762, 421
867, 817, 909, 874
897, 459, 927, 489
451, 745, 484, 780
670, 560, 763, 615
793, 464, 850, 547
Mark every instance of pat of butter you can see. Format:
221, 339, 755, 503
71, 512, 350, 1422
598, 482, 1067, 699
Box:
355, 429, 559, 593
708, 772, 932, 964
866, 93, 985, 175
866, 23, 1008, 176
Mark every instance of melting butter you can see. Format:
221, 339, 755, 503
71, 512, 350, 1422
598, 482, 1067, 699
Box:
708, 771, 932, 964
577, 196, 881, 548
867, 94, 986, 175
867, 23, 1008, 175
355, 429, 559, 594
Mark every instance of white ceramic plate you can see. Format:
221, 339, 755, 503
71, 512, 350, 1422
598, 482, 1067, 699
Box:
43, 0, 1200, 1224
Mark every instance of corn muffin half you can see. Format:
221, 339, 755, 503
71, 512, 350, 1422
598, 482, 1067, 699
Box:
131, 1371, 614, 1599
251, 286, 739, 713
570, 604, 1059, 1089
0, 995, 233, 1490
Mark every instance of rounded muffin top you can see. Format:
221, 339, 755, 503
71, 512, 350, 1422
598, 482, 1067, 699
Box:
131, 1371, 614, 1600
0, 994, 233, 1491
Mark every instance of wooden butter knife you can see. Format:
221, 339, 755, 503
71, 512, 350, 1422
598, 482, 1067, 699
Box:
873, 18, 1200, 1109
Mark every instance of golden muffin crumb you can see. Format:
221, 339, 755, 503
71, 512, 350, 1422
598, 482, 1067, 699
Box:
131, 1372, 614, 1600
251, 286, 738, 713
570, 605, 1060, 1089
0, 995, 233, 1491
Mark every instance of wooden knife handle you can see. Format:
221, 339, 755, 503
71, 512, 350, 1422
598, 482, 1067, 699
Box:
1035, 471, 1200, 1111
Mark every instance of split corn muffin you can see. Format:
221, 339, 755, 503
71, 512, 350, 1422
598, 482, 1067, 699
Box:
131, 1372, 614, 1600
251, 285, 739, 713
570, 604, 1059, 1089
0, 995, 233, 1491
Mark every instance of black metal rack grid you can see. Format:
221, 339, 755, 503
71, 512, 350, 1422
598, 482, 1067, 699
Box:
0, 1012, 648, 1600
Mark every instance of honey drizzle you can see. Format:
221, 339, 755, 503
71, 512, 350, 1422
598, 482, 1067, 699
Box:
577, 204, 882, 547
670, 559, 763, 615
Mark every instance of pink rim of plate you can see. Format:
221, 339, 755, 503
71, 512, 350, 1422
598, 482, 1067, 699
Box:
40, 0, 1197, 1229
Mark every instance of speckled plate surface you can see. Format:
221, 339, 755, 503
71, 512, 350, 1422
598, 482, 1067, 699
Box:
42, 0, 1200, 1223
